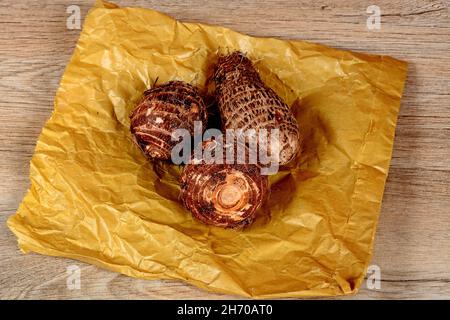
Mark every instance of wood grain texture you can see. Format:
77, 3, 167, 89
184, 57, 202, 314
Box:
0, 0, 449, 300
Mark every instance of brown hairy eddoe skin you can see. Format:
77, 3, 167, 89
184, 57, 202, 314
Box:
180, 139, 269, 229
130, 81, 208, 161
214, 51, 301, 165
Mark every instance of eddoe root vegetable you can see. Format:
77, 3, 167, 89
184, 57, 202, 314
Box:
214, 52, 301, 165
130, 81, 208, 160
180, 138, 269, 229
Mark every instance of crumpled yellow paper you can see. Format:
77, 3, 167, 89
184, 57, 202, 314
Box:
7, 0, 407, 298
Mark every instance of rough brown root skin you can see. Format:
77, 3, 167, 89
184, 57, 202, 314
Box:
214, 51, 302, 165
130, 81, 208, 161
180, 139, 269, 229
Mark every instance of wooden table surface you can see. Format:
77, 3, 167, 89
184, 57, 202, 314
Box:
0, 0, 449, 300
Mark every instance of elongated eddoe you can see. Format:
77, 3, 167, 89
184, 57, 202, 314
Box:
214, 52, 301, 165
